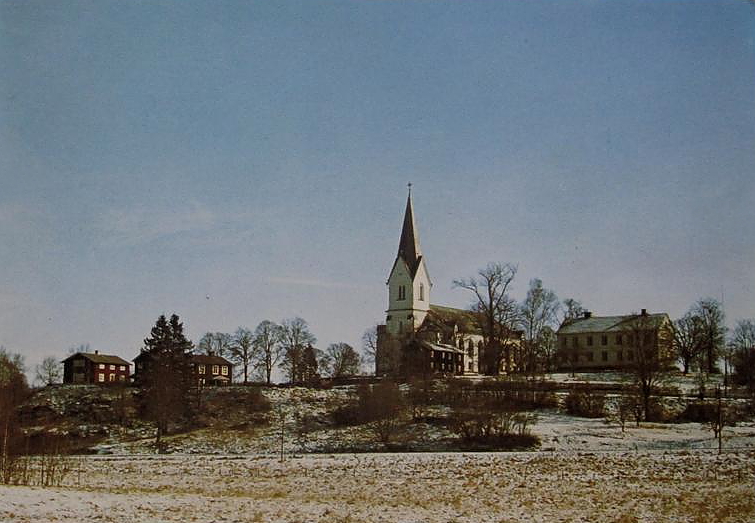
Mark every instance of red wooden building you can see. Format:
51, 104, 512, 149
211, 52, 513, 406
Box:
62, 351, 130, 385
132, 352, 233, 386
190, 354, 233, 386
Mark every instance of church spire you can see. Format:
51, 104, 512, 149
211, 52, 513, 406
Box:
397, 183, 422, 275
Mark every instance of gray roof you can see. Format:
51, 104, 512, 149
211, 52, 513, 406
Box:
63, 352, 130, 366
419, 340, 465, 354
191, 354, 233, 366
557, 313, 669, 335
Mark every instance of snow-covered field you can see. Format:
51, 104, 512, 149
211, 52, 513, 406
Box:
2, 450, 754, 522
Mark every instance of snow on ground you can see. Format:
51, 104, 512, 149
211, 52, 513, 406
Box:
2, 450, 754, 522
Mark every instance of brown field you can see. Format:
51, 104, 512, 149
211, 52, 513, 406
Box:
2, 450, 754, 522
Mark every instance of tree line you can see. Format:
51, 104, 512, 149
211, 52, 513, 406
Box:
194, 317, 362, 385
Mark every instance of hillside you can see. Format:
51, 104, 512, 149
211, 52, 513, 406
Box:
16, 376, 755, 456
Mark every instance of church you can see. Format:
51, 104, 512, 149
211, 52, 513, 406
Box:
375, 188, 522, 377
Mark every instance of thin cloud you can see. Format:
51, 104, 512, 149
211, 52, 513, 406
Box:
266, 276, 371, 291
99, 201, 215, 245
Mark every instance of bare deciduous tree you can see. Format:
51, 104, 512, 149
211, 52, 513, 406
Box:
279, 317, 316, 384
561, 298, 585, 323
519, 278, 560, 374
361, 325, 378, 366
1, 347, 29, 483
730, 319, 755, 392
252, 320, 282, 385
230, 327, 254, 384
66, 343, 90, 356
357, 380, 405, 447
326, 342, 361, 378
35, 357, 62, 386
454, 262, 520, 374
692, 298, 726, 374
197, 332, 233, 358
622, 313, 674, 421
673, 313, 703, 375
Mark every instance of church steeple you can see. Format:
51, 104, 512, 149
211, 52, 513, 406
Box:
397, 184, 422, 277
385, 185, 432, 337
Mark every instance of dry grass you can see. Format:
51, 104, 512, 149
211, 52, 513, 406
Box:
1, 451, 754, 523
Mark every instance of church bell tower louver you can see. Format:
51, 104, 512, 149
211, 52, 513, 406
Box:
385, 185, 432, 336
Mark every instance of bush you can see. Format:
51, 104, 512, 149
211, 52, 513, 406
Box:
331, 402, 363, 427
564, 387, 606, 418
676, 402, 718, 423
448, 393, 539, 451
455, 433, 541, 451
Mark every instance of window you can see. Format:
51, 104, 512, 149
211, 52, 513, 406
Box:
587, 352, 594, 362
430, 361, 434, 370
419, 283, 424, 301
601, 335, 607, 346
118, 375, 125, 382
99, 364, 105, 370
601, 351, 608, 362
587, 336, 593, 347
468, 361, 472, 371
616, 334, 623, 345
212, 365, 219, 375
617, 350, 623, 362
572, 337, 579, 348
98, 373, 105, 383
627, 350, 634, 361
198, 365, 205, 374
109, 374, 115, 382
120, 365, 126, 371
398, 285, 406, 300
221, 366, 228, 376
200, 378, 205, 386
109, 364, 115, 370
561, 337, 567, 349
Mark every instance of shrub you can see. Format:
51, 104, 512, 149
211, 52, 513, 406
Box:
331, 402, 363, 427
564, 386, 606, 418
358, 380, 406, 446
447, 393, 540, 450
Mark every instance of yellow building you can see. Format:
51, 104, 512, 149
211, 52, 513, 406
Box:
556, 310, 674, 371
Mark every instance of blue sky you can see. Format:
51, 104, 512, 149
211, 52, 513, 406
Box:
1, 0, 754, 377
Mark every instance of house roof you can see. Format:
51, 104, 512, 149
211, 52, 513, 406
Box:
63, 352, 130, 366
133, 352, 232, 366
191, 354, 233, 366
424, 304, 482, 335
557, 313, 669, 335
421, 304, 524, 337
419, 340, 465, 355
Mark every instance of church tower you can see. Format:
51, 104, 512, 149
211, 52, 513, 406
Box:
385, 186, 432, 336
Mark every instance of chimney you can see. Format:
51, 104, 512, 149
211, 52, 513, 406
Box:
583, 311, 592, 319
641, 309, 647, 316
